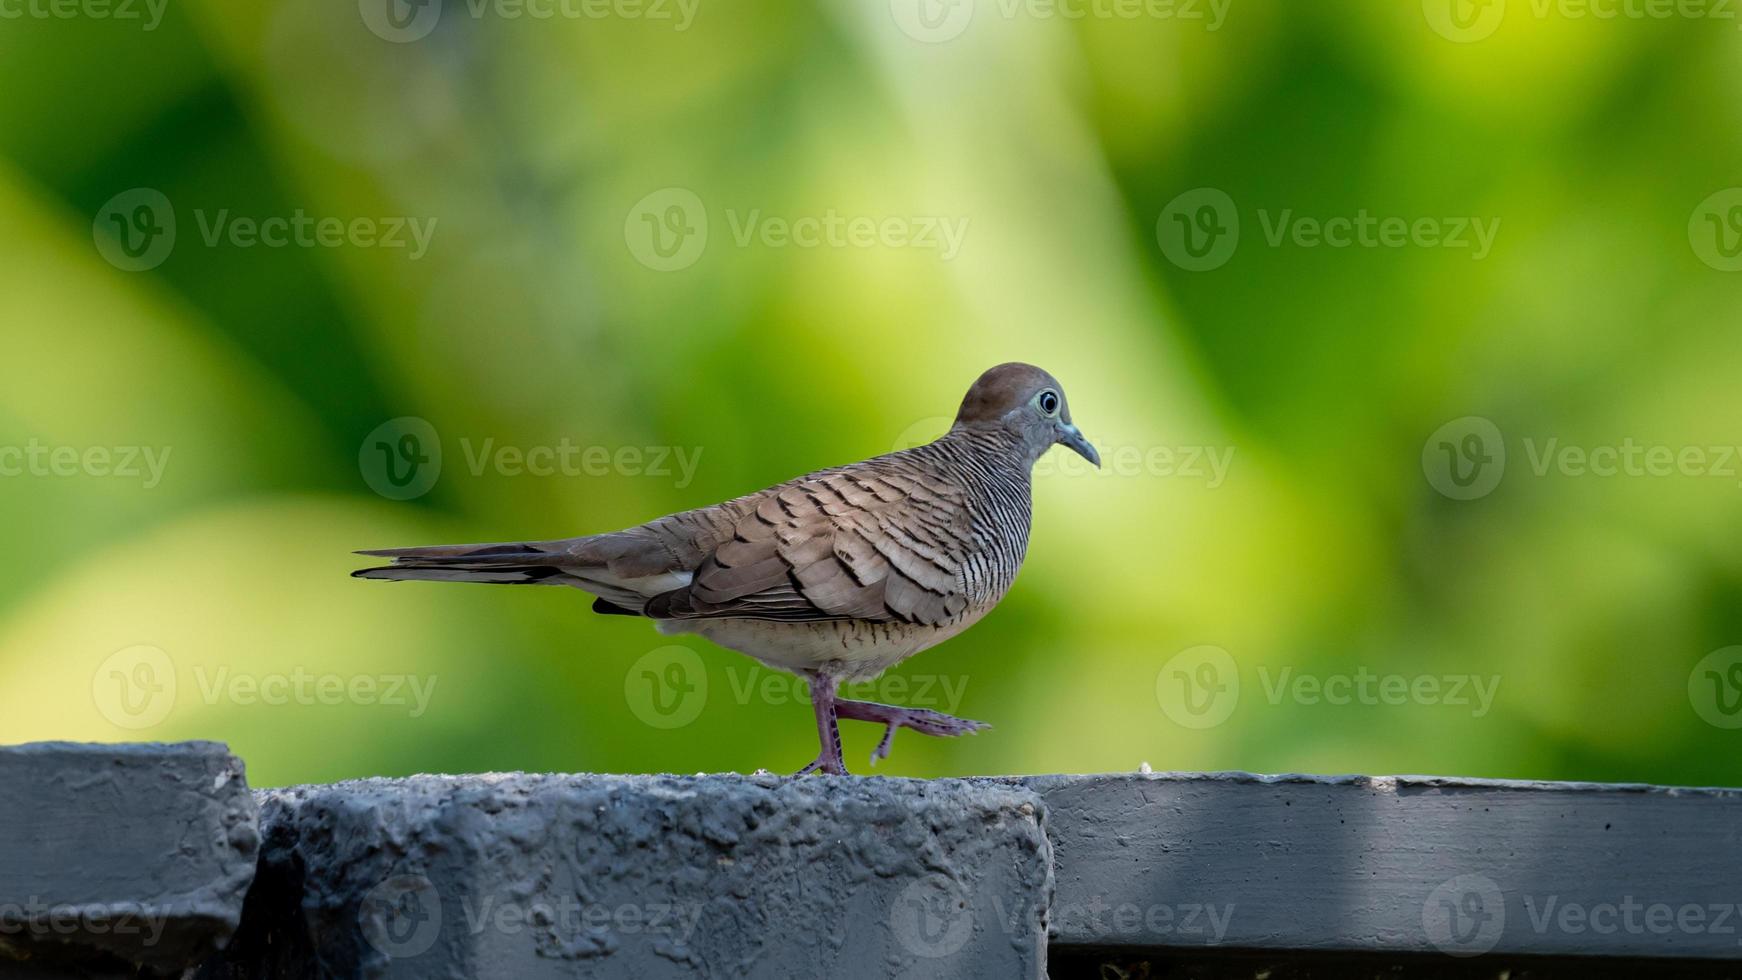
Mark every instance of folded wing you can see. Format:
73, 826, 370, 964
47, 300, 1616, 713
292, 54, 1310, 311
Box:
646, 464, 973, 627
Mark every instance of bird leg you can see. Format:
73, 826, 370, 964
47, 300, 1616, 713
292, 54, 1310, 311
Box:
795, 673, 847, 776
833, 699, 990, 766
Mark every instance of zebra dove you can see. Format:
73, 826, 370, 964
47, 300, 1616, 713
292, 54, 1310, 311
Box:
353, 362, 1099, 774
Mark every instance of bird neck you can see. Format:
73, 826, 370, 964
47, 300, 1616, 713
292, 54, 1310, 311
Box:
931, 424, 1034, 597
933, 424, 1037, 485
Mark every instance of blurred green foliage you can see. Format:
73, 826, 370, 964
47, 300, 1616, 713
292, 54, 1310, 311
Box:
2, 0, 1741, 788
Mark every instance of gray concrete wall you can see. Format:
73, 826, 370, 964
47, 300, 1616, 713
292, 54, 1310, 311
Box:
0, 742, 257, 976
6, 743, 1742, 978
1027, 772, 1742, 960
195, 774, 1052, 980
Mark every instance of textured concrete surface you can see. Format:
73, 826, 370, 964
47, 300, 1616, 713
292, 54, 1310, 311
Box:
11, 748, 1739, 976
1047, 947, 1742, 979
195, 774, 1052, 979
0, 741, 259, 976
1026, 772, 1742, 961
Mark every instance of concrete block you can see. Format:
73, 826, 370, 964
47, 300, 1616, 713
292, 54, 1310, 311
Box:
0, 741, 258, 976
1026, 772, 1742, 960
198, 774, 1051, 979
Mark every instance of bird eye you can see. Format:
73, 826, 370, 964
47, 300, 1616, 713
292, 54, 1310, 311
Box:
1037, 390, 1060, 417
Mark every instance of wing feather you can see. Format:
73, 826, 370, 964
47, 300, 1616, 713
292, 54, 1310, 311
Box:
654, 466, 974, 626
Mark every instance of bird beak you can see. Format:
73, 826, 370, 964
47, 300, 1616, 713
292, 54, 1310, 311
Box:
1058, 423, 1101, 468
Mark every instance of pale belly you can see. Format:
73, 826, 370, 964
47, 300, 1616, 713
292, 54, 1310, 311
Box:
654, 612, 989, 682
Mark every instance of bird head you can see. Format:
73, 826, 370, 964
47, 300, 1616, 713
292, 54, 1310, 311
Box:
952, 362, 1101, 469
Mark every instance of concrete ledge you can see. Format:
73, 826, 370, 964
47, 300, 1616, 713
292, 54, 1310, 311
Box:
1027, 772, 1742, 961
195, 774, 1052, 979
12, 749, 1740, 976
0, 742, 259, 976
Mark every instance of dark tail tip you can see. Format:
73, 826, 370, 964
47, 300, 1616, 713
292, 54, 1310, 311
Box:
591, 597, 641, 617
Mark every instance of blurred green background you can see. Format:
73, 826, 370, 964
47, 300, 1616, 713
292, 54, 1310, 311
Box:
3, 0, 1741, 788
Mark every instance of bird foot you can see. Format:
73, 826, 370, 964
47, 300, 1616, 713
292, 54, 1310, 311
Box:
795, 672, 849, 776
833, 700, 991, 766
793, 752, 847, 776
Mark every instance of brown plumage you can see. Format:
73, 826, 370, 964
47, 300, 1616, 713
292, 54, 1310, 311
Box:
354, 362, 1100, 774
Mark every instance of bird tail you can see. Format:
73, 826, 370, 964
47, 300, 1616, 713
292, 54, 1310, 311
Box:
350, 542, 571, 585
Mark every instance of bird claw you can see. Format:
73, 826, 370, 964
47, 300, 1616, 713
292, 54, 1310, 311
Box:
870, 723, 899, 767
853, 707, 989, 767
794, 752, 846, 776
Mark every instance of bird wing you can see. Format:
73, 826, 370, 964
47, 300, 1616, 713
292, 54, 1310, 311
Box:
647, 462, 975, 626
